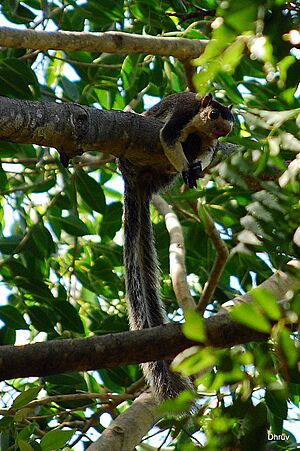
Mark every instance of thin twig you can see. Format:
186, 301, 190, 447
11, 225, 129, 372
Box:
182, 59, 197, 91
166, 8, 216, 23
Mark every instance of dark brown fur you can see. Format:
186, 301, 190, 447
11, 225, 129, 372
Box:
119, 92, 234, 400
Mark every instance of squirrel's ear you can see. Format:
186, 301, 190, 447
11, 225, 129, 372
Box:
201, 93, 213, 108
228, 104, 233, 110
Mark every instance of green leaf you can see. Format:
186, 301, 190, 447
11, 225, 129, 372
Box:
251, 287, 281, 320
159, 390, 196, 415
15, 407, 31, 422
99, 367, 137, 392
18, 440, 35, 451
0, 326, 16, 345
182, 310, 206, 342
0, 164, 8, 190
44, 372, 87, 391
100, 202, 122, 239
0, 416, 14, 430
222, 39, 245, 73
121, 54, 150, 95
265, 386, 288, 420
17, 422, 37, 442
49, 213, 91, 236
221, 1, 259, 34
28, 306, 58, 333
15, 277, 55, 302
0, 235, 22, 255
75, 168, 106, 214
0, 58, 40, 99
173, 348, 217, 376
53, 300, 85, 334
278, 327, 299, 367
40, 429, 74, 451
216, 73, 244, 103
29, 174, 56, 193
58, 75, 80, 101
231, 303, 272, 333
270, 415, 284, 436
90, 256, 119, 284
80, 0, 124, 28
0, 305, 28, 330
26, 223, 56, 258
2, 2, 36, 24
13, 387, 42, 409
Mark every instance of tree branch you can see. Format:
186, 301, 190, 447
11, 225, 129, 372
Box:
0, 27, 207, 60
87, 392, 161, 451
0, 95, 239, 169
0, 314, 267, 381
221, 259, 300, 311
197, 204, 229, 314
0, 96, 165, 166
0, 262, 298, 382
152, 194, 196, 311
83, 260, 300, 451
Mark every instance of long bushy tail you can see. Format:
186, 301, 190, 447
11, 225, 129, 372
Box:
119, 158, 193, 400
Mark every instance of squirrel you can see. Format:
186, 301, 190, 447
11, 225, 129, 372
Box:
118, 92, 234, 400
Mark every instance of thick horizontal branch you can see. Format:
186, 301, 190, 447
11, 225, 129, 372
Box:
0, 96, 238, 169
0, 95, 167, 168
0, 313, 267, 381
0, 27, 206, 60
0, 262, 298, 382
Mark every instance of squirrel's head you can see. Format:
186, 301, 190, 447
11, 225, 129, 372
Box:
197, 93, 234, 139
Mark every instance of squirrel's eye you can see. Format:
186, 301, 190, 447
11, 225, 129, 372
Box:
210, 110, 219, 119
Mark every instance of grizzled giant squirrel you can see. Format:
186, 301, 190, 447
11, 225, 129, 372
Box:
118, 92, 234, 400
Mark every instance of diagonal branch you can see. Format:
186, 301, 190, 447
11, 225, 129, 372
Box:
197, 203, 229, 314
152, 194, 196, 312
87, 391, 161, 451
221, 259, 300, 311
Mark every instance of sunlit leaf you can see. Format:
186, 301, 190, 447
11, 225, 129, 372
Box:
13, 387, 42, 409
231, 303, 272, 333
251, 287, 281, 320
40, 429, 74, 451
173, 347, 217, 376
182, 310, 206, 342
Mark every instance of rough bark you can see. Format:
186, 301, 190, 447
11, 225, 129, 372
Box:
0, 96, 166, 167
0, 262, 299, 381
0, 313, 268, 381
0, 95, 239, 169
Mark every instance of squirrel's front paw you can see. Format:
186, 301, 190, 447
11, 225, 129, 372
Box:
182, 161, 203, 188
